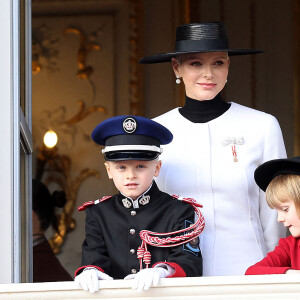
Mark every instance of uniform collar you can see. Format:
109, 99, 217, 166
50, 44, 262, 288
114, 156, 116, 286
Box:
119, 181, 160, 209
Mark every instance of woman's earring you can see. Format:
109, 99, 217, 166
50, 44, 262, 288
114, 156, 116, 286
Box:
226, 79, 228, 83
176, 76, 181, 84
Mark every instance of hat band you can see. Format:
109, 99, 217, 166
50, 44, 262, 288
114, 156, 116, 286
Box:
105, 135, 161, 147
175, 39, 229, 53
102, 145, 163, 154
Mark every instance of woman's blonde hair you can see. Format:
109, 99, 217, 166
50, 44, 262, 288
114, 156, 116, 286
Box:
173, 52, 229, 65
266, 174, 300, 215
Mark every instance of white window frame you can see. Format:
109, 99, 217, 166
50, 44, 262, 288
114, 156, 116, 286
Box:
0, 0, 32, 283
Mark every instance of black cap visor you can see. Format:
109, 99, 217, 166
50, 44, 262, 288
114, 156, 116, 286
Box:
104, 151, 160, 161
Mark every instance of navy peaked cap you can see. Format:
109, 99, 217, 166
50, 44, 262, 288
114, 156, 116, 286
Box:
91, 115, 173, 161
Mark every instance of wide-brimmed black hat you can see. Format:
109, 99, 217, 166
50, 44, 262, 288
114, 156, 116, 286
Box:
139, 22, 263, 64
254, 156, 300, 192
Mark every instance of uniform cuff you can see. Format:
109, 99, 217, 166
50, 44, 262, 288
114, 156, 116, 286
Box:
152, 262, 186, 277
153, 263, 175, 277
74, 265, 105, 277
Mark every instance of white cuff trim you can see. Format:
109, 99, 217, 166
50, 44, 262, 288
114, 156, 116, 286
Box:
154, 263, 175, 276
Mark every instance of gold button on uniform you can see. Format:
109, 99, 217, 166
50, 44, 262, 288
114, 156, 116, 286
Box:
130, 229, 135, 235
131, 211, 136, 216
130, 249, 135, 254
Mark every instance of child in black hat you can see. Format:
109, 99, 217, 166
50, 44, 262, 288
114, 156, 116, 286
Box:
245, 157, 300, 275
74, 115, 204, 293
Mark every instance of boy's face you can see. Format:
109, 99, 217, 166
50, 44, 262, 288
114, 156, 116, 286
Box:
104, 159, 162, 200
275, 199, 300, 238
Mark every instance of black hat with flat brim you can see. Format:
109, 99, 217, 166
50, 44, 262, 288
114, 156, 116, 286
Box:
139, 22, 263, 64
254, 156, 300, 192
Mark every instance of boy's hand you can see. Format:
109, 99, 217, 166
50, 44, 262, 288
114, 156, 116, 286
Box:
75, 268, 113, 293
124, 267, 168, 292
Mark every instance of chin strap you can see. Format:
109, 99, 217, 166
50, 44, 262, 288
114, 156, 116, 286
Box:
137, 196, 205, 270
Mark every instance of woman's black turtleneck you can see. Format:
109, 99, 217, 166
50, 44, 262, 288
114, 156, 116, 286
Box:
179, 93, 231, 123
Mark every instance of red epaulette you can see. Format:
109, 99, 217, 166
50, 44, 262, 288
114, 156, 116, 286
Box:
77, 196, 112, 211
172, 195, 203, 208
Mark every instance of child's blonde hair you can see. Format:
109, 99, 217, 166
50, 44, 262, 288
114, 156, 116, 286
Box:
266, 174, 300, 215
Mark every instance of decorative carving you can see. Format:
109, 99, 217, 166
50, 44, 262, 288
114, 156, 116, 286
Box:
34, 99, 105, 253
37, 145, 100, 254
35, 103, 104, 148
64, 27, 101, 80
64, 26, 103, 102
32, 1, 143, 255
33, 22, 107, 252
64, 100, 106, 125
32, 24, 60, 74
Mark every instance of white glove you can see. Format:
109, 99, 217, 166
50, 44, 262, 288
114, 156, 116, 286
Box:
124, 267, 168, 292
75, 268, 113, 293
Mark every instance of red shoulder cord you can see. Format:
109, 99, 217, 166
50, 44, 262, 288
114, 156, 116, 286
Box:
137, 196, 205, 270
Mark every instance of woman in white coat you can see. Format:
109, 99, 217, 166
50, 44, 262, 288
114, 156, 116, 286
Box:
139, 22, 287, 276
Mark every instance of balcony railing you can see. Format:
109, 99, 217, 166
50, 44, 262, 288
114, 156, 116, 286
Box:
0, 274, 300, 299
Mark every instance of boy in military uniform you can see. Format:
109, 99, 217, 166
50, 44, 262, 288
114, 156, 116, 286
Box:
74, 115, 203, 293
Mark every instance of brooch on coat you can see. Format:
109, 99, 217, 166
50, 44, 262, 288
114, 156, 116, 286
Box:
222, 137, 245, 162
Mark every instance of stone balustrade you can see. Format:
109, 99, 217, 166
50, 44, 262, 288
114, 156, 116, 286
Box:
1, 274, 300, 299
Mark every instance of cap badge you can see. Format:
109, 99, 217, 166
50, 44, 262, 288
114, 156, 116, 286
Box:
139, 195, 150, 206
123, 117, 137, 134
122, 198, 132, 208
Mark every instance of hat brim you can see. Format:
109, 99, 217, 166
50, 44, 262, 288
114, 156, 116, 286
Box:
104, 151, 160, 161
139, 49, 264, 64
254, 157, 300, 192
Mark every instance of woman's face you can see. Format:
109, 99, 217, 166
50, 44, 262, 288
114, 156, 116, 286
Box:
172, 52, 229, 101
